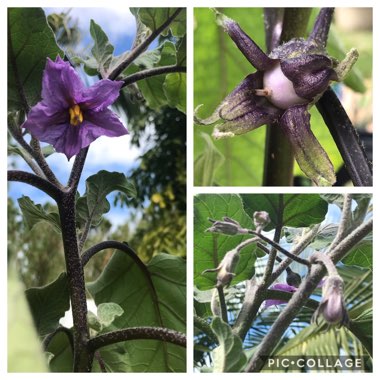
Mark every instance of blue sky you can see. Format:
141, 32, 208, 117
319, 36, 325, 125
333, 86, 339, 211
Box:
8, 8, 151, 227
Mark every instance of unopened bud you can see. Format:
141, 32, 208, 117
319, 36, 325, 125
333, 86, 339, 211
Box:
312, 274, 349, 326
253, 211, 270, 230
206, 217, 248, 235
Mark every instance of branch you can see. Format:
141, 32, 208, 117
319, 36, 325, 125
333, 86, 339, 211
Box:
217, 286, 228, 323
108, 8, 184, 80
269, 224, 320, 284
7, 170, 62, 201
316, 87, 372, 186
67, 147, 89, 190
122, 65, 186, 87
245, 217, 372, 372
81, 240, 138, 266
250, 231, 311, 268
327, 193, 352, 253
88, 327, 186, 351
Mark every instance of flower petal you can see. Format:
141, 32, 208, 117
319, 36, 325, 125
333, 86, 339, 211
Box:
281, 54, 337, 100
22, 101, 69, 143
42, 56, 84, 110
195, 73, 281, 138
81, 108, 128, 142
215, 12, 275, 71
80, 79, 123, 111
264, 283, 297, 308
279, 105, 336, 186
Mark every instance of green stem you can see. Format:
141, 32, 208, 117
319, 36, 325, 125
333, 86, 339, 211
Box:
263, 8, 312, 186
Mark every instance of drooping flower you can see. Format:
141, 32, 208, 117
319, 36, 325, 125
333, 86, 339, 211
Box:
22, 56, 128, 160
195, 8, 359, 186
206, 216, 248, 235
312, 274, 349, 327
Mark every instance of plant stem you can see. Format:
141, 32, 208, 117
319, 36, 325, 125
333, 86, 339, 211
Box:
7, 170, 62, 201
316, 87, 372, 186
58, 191, 91, 372
263, 8, 312, 186
108, 8, 183, 80
88, 327, 186, 351
122, 65, 186, 87
217, 286, 228, 323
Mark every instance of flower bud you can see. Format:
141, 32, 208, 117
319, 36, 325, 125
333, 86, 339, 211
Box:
286, 269, 302, 287
206, 217, 247, 235
312, 274, 349, 326
253, 211, 270, 230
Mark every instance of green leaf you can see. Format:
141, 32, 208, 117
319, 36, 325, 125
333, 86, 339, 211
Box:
194, 133, 225, 186
97, 303, 124, 328
163, 72, 186, 113
132, 8, 185, 37
211, 317, 247, 372
25, 273, 70, 337
133, 41, 177, 110
88, 19, 114, 77
8, 263, 49, 372
240, 194, 328, 230
342, 235, 372, 269
45, 330, 73, 372
76, 170, 136, 227
194, 194, 257, 290
87, 252, 186, 372
8, 8, 63, 111
18, 196, 61, 233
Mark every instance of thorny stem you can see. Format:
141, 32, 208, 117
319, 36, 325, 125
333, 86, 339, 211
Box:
309, 251, 338, 276
7, 170, 62, 201
122, 65, 186, 87
316, 87, 373, 186
108, 8, 184, 80
88, 327, 186, 351
245, 217, 372, 372
217, 285, 228, 323
263, 8, 312, 186
67, 147, 89, 189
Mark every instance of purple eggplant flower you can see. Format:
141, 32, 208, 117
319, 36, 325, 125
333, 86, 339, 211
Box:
22, 56, 128, 160
264, 283, 298, 308
312, 274, 349, 327
195, 8, 358, 186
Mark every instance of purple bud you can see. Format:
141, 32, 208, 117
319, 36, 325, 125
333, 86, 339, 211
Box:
312, 275, 349, 326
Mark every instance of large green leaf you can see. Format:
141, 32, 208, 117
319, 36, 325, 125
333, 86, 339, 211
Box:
211, 317, 247, 372
45, 330, 73, 372
76, 170, 136, 227
87, 252, 186, 372
8, 8, 63, 111
131, 8, 186, 37
240, 194, 328, 230
194, 194, 258, 290
18, 196, 61, 233
25, 273, 70, 337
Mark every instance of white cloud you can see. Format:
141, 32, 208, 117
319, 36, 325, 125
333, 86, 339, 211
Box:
45, 7, 136, 42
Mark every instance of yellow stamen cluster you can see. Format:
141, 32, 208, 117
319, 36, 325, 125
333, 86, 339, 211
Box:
69, 104, 83, 126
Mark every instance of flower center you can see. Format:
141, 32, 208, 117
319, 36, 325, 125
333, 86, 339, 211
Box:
69, 104, 83, 126
261, 62, 308, 109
